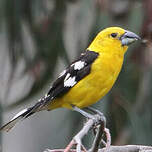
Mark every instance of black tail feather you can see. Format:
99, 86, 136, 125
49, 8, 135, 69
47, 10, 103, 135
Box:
0, 94, 52, 132
0, 107, 35, 132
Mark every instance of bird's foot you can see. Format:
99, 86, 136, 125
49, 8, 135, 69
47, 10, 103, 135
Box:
85, 107, 106, 126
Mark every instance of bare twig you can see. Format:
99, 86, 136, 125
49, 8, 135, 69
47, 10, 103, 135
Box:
89, 123, 105, 152
100, 145, 152, 152
46, 114, 109, 152
44, 145, 152, 152
64, 140, 76, 152
64, 118, 95, 152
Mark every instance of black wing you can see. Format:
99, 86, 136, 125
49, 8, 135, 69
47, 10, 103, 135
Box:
20, 50, 99, 115
47, 50, 99, 99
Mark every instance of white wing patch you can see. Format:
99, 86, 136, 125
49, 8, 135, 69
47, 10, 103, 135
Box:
11, 108, 28, 121
71, 61, 86, 70
64, 73, 71, 81
64, 76, 77, 87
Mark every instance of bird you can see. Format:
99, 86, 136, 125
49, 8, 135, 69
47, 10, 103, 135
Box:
0, 27, 140, 132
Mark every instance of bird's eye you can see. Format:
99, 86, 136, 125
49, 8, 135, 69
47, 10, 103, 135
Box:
111, 33, 117, 38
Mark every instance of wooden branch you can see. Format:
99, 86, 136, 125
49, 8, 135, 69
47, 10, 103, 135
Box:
44, 114, 110, 152
43, 115, 151, 152
44, 145, 152, 152
90, 122, 105, 152
63, 114, 107, 152
99, 145, 152, 152
63, 119, 94, 152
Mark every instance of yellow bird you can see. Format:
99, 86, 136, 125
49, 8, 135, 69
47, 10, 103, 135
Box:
0, 27, 140, 132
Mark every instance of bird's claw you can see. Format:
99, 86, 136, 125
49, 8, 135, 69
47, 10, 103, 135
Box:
91, 114, 106, 129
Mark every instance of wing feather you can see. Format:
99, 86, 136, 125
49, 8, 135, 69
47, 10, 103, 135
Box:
47, 50, 99, 99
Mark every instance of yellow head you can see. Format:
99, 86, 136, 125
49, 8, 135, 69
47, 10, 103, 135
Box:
88, 27, 140, 55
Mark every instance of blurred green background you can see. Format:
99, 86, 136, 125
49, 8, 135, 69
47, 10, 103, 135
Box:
0, 0, 152, 151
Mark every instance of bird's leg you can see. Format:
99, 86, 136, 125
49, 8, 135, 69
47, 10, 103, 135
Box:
72, 106, 96, 120
72, 106, 107, 128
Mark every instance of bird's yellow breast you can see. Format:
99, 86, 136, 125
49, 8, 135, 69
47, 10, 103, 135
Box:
48, 50, 124, 110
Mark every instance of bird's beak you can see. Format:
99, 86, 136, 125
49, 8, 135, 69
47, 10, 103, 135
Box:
120, 30, 141, 46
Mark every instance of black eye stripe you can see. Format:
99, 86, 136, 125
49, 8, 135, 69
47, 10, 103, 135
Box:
111, 33, 117, 38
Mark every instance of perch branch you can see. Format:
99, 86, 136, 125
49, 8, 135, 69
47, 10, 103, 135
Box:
89, 122, 105, 152
44, 145, 152, 152
45, 114, 110, 152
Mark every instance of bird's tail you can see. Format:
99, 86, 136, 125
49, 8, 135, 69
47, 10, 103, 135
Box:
0, 96, 50, 132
